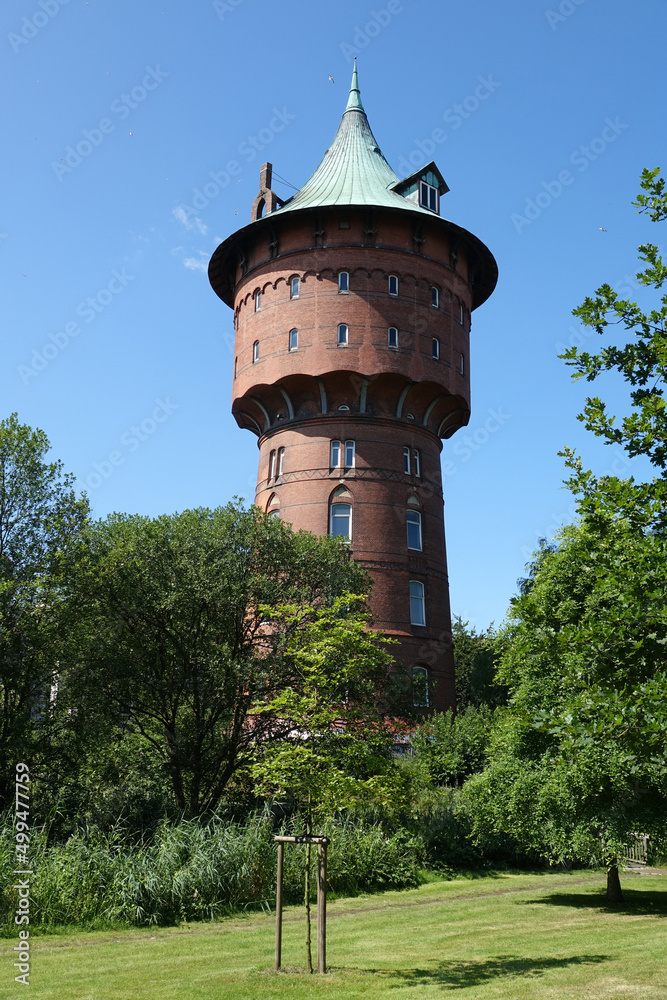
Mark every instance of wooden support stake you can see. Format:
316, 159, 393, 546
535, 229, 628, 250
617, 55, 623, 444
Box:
275, 841, 284, 971
317, 840, 327, 974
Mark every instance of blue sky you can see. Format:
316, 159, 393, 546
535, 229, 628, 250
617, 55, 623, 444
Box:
2, 0, 664, 629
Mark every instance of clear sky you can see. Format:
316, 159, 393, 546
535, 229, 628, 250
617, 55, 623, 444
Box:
2, 0, 664, 630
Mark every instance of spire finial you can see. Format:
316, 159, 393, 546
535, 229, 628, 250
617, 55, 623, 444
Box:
345, 57, 365, 113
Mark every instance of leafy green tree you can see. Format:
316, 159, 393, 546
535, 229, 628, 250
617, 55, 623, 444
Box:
251, 594, 410, 972
0, 414, 88, 807
465, 170, 667, 902
65, 504, 369, 817
452, 616, 505, 709
412, 705, 494, 788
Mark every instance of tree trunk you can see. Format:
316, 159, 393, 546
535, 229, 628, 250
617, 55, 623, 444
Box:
606, 863, 623, 903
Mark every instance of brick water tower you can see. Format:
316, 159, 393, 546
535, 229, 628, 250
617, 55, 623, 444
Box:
209, 63, 497, 711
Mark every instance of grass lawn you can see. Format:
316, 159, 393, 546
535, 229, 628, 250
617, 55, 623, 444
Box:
2, 869, 666, 999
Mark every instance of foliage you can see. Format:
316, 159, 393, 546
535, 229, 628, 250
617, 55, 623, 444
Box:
65, 504, 368, 817
412, 706, 495, 788
0, 414, 89, 807
0, 812, 425, 932
452, 617, 506, 709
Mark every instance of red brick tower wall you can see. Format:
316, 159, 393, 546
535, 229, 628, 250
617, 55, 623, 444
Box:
209, 201, 493, 712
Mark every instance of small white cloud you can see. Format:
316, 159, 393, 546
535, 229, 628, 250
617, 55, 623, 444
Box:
183, 256, 208, 272
173, 205, 207, 235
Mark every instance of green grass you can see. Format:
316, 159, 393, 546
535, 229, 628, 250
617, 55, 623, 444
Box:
1, 870, 666, 999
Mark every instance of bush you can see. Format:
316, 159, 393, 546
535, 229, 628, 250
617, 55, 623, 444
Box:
0, 811, 426, 932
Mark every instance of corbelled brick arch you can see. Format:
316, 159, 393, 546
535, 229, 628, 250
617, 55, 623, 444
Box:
209, 60, 497, 712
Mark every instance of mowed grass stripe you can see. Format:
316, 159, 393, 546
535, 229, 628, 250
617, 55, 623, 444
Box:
1, 871, 665, 1000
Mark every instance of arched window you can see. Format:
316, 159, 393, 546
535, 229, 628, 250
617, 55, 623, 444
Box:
409, 580, 425, 626
431, 286, 439, 308
255, 289, 261, 311
338, 271, 349, 293
388, 274, 398, 296
344, 440, 355, 468
407, 510, 422, 551
253, 340, 259, 363
266, 492, 280, 517
412, 666, 429, 708
276, 447, 285, 477
388, 327, 398, 348
432, 337, 440, 360
289, 328, 298, 351
256, 199, 266, 220
290, 276, 300, 298
337, 324, 348, 346
330, 486, 352, 540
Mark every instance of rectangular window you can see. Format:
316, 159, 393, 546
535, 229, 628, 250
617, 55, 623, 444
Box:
290, 276, 300, 299
420, 181, 438, 213
388, 326, 398, 348
337, 323, 348, 346
388, 274, 398, 296
403, 446, 411, 475
432, 338, 440, 360
268, 450, 276, 481
459, 352, 465, 374
253, 340, 259, 362
413, 449, 421, 478
409, 580, 425, 626
407, 510, 422, 551
338, 271, 349, 292
330, 503, 351, 540
330, 440, 341, 468
277, 447, 285, 477
255, 290, 261, 311
431, 286, 439, 308
289, 328, 298, 351
344, 440, 355, 468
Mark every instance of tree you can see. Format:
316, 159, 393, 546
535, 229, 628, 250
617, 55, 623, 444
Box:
452, 616, 505, 710
464, 170, 667, 902
0, 414, 88, 807
65, 503, 370, 817
251, 594, 411, 972
412, 704, 495, 788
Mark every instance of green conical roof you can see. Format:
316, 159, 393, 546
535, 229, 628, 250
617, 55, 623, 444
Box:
273, 61, 437, 216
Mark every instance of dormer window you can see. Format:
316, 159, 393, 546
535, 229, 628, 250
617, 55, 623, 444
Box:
420, 180, 438, 213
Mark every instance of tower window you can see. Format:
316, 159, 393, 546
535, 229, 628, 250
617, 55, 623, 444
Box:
388, 327, 398, 349
420, 181, 438, 213
337, 324, 348, 346
330, 503, 352, 540
338, 271, 349, 293
266, 492, 280, 517
413, 449, 421, 478
255, 290, 261, 311
290, 276, 300, 299
234, 356, 238, 379
459, 352, 465, 375
409, 580, 425, 626
268, 450, 276, 481
330, 440, 341, 468
276, 446, 285, 477
289, 328, 298, 351
459, 303, 464, 325
431, 286, 439, 308
403, 446, 411, 475
344, 440, 355, 468
432, 338, 440, 360
339, 216, 350, 230
407, 510, 422, 551
388, 274, 398, 296
412, 665, 429, 707
253, 340, 260, 362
